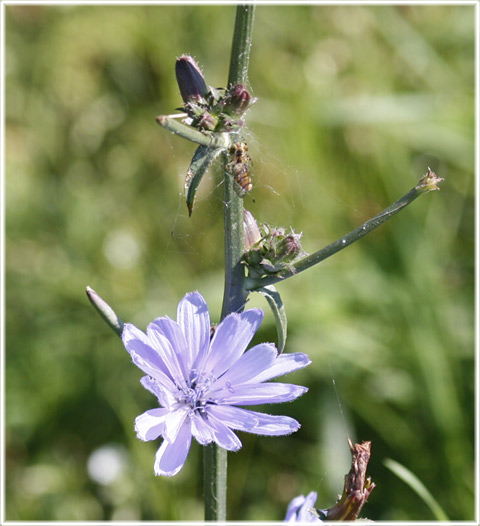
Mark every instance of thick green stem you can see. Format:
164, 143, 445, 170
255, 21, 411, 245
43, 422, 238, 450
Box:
204, 444, 228, 521
246, 170, 444, 290
204, 5, 255, 522
222, 4, 255, 319
228, 5, 255, 87
220, 160, 249, 318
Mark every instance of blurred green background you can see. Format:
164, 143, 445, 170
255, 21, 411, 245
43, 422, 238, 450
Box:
5, 4, 475, 521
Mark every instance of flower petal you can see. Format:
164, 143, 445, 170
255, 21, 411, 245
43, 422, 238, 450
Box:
209, 343, 277, 390
140, 376, 172, 408
212, 382, 308, 405
177, 291, 211, 370
122, 323, 176, 390
249, 352, 311, 383
298, 492, 320, 522
147, 321, 188, 387
154, 421, 192, 476
164, 407, 190, 444
149, 317, 189, 377
201, 309, 264, 377
285, 494, 308, 522
285, 492, 319, 523
205, 404, 259, 431
135, 408, 169, 441
207, 406, 300, 435
235, 408, 300, 435
206, 412, 242, 451
191, 413, 215, 445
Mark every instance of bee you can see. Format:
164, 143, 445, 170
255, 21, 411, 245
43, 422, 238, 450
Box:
228, 142, 253, 196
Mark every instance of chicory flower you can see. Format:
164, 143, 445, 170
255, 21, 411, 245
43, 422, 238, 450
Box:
284, 492, 322, 523
122, 291, 311, 476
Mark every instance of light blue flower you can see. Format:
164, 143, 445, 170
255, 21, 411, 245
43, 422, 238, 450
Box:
122, 291, 311, 476
284, 491, 322, 523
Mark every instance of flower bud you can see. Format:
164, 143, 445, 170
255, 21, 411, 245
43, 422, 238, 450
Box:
243, 210, 262, 250
276, 231, 304, 262
197, 111, 218, 131
175, 55, 208, 103
224, 84, 253, 115
242, 223, 306, 277
415, 166, 445, 193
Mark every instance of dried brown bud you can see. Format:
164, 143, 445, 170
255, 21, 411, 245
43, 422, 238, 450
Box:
320, 440, 375, 521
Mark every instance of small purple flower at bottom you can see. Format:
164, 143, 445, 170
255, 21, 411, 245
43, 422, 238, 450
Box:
122, 291, 311, 476
284, 492, 322, 523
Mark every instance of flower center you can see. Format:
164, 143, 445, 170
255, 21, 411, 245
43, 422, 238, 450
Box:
179, 369, 216, 413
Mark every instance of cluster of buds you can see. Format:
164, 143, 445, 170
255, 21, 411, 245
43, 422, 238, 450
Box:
242, 210, 305, 277
175, 55, 255, 132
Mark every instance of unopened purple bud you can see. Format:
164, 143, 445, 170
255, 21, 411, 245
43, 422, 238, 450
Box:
225, 84, 252, 115
175, 55, 208, 103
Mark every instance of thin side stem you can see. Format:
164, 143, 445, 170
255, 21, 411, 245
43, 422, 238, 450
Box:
156, 115, 230, 149
204, 4, 255, 522
246, 171, 444, 290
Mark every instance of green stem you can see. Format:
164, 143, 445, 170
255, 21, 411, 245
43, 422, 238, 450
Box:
228, 4, 255, 87
246, 171, 444, 290
220, 156, 249, 318
156, 115, 230, 149
204, 5, 255, 522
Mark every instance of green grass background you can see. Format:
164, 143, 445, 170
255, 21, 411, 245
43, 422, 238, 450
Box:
5, 4, 475, 521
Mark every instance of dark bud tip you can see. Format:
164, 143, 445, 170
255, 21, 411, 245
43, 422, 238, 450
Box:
175, 55, 208, 103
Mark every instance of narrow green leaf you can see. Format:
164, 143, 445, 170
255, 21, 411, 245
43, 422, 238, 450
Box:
186, 145, 223, 216
257, 285, 287, 353
384, 458, 449, 521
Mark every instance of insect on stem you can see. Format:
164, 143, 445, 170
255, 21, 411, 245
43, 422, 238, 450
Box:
227, 142, 253, 196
